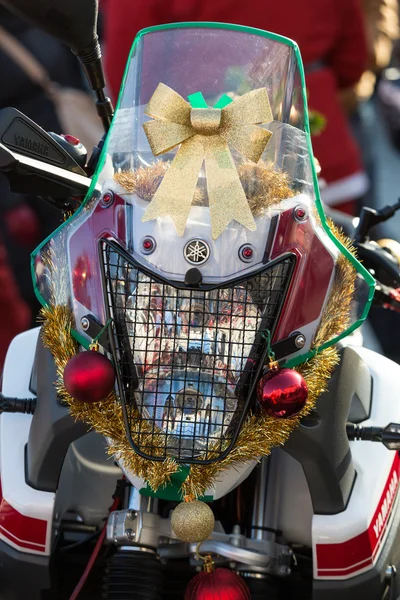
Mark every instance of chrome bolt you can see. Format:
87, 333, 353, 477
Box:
158, 536, 170, 545
127, 510, 137, 520
232, 525, 241, 535
278, 565, 291, 577
294, 334, 306, 349
386, 565, 396, 582
293, 205, 307, 222
141, 236, 157, 255
125, 528, 136, 541
80, 317, 90, 331
239, 244, 255, 263
100, 190, 114, 208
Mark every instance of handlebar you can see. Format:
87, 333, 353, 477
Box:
374, 284, 400, 313
325, 203, 400, 311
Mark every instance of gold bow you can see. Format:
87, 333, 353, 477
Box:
142, 83, 273, 239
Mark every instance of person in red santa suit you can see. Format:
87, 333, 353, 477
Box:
102, 0, 369, 215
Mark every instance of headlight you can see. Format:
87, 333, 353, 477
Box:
102, 240, 294, 462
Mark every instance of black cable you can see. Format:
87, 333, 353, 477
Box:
112, 477, 128, 503
60, 530, 101, 553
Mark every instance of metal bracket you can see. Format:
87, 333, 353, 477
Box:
81, 314, 112, 353
107, 509, 171, 549
271, 332, 304, 362
106, 509, 292, 576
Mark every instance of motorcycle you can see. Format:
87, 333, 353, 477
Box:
1, 1, 400, 599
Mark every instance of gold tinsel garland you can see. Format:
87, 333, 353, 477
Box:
40, 223, 356, 499
114, 160, 294, 218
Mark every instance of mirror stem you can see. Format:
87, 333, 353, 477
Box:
95, 89, 113, 131
74, 38, 114, 132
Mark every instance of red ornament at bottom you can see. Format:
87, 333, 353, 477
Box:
257, 367, 308, 418
63, 350, 115, 403
185, 568, 250, 600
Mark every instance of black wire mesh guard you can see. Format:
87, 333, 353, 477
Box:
101, 240, 294, 464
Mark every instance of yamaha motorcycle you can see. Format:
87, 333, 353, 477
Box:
1, 1, 400, 599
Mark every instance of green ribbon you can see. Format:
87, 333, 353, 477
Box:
188, 90, 233, 110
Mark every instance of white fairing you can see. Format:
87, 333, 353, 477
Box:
124, 459, 257, 501
2, 327, 398, 583
276, 449, 314, 546
1, 328, 54, 555
277, 345, 400, 580
105, 180, 339, 287
1, 329, 121, 556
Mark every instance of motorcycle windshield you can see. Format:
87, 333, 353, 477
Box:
32, 24, 374, 462
101, 24, 313, 276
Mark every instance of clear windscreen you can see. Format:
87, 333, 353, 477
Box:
104, 26, 314, 222
32, 25, 374, 462
91, 26, 319, 288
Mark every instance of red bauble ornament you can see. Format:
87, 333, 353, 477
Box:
257, 367, 308, 418
63, 351, 115, 403
185, 568, 250, 600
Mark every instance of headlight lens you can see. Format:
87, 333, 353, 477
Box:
102, 240, 294, 462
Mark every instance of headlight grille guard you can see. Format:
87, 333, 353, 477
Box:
100, 239, 295, 465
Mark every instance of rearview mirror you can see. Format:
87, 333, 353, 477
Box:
0, 0, 98, 53
0, 0, 113, 129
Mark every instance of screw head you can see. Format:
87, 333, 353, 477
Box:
386, 565, 396, 582
100, 191, 114, 208
294, 334, 306, 349
239, 244, 255, 263
125, 528, 136, 541
127, 510, 137, 520
80, 317, 90, 331
140, 236, 156, 255
278, 565, 291, 577
293, 206, 307, 222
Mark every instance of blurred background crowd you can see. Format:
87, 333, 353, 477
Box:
0, 0, 400, 367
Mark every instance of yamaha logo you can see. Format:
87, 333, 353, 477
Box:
14, 134, 49, 156
373, 469, 399, 540
184, 239, 210, 265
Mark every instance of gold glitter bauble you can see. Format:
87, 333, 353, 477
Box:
171, 500, 215, 543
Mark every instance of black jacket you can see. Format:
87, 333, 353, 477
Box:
0, 8, 87, 314
0, 7, 87, 209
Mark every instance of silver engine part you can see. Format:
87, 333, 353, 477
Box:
106, 455, 292, 577
106, 509, 292, 576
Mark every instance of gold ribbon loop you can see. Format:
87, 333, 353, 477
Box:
143, 119, 193, 156
142, 83, 273, 239
222, 87, 273, 126
145, 82, 191, 125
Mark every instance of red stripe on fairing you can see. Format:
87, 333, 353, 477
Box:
317, 558, 373, 577
0, 482, 47, 552
316, 452, 400, 577
0, 527, 45, 551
